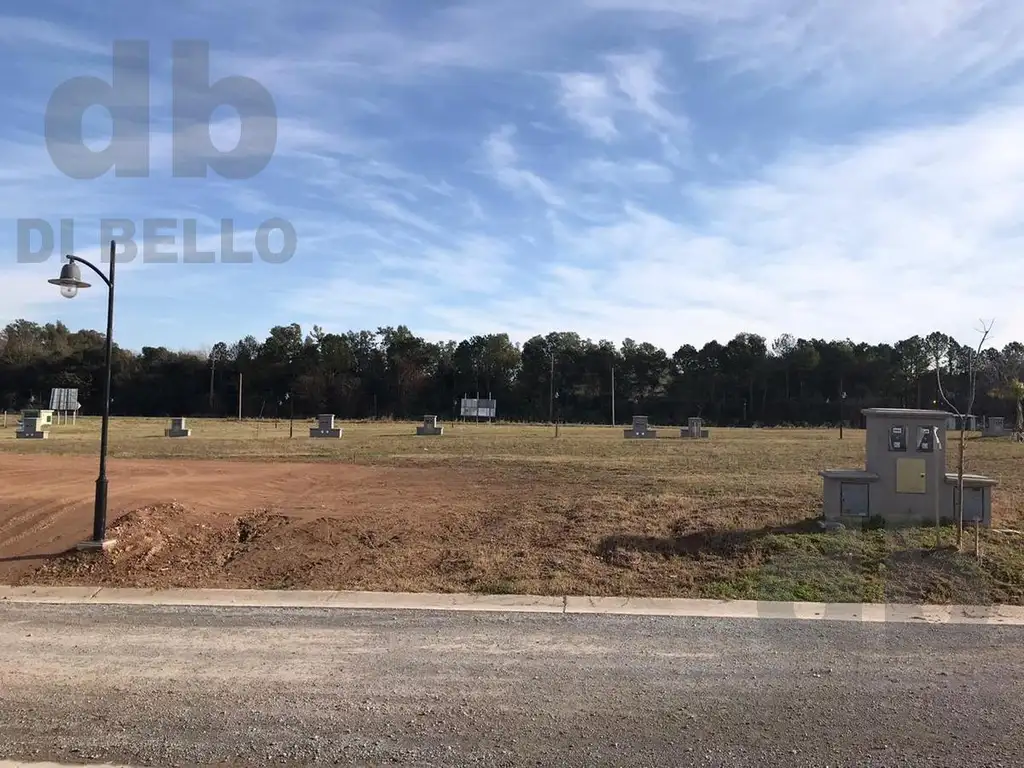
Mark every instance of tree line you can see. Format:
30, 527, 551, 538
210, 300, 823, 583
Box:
2, 319, 1023, 428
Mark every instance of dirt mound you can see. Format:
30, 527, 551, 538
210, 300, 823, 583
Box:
26, 503, 272, 588
23, 501, 466, 590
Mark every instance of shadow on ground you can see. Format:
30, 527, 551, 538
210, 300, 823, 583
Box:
0, 549, 74, 565
597, 517, 824, 560
596, 517, 1022, 605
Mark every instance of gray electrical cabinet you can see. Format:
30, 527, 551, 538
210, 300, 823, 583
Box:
840, 482, 870, 517
953, 485, 986, 523
821, 408, 998, 526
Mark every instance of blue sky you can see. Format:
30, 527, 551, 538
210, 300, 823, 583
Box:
3, 0, 1024, 352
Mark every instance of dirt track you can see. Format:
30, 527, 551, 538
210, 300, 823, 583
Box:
0, 453, 485, 583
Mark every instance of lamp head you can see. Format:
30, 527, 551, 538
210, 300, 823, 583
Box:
48, 258, 91, 299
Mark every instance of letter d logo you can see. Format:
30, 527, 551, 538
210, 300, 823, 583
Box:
44, 41, 151, 179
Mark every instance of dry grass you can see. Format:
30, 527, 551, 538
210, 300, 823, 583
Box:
3, 416, 1024, 602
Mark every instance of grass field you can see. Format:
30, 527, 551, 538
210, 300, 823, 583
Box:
1, 415, 1023, 603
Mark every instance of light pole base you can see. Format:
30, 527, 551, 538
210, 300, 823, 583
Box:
75, 538, 117, 552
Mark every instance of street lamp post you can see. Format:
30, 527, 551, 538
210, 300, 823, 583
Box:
49, 239, 117, 550
285, 354, 296, 438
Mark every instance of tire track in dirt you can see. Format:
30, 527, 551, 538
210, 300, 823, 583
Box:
0, 499, 85, 555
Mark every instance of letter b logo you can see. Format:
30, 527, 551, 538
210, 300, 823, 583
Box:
44, 40, 277, 179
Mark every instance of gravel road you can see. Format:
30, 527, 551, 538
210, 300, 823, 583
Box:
1, 603, 1022, 766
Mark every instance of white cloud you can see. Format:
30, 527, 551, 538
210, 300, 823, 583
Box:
209, 1, 584, 92
281, 91, 1024, 352
483, 126, 564, 207
542, 99, 1024, 348
0, 15, 107, 55
556, 50, 684, 141
607, 50, 681, 128
361, 196, 449, 238
581, 0, 1024, 104
554, 50, 688, 172
557, 73, 619, 140
204, 0, 1024, 110
575, 158, 674, 185
290, 234, 516, 327
8, 0, 1024, 357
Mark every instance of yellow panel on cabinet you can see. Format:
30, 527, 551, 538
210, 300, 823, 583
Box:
896, 458, 927, 494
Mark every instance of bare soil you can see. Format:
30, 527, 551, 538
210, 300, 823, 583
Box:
3, 423, 1023, 602
1, 450, 811, 597
0, 453, 489, 588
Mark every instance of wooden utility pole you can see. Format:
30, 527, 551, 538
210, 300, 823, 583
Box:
839, 379, 845, 440
237, 373, 243, 420
209, 357, 216, 411
611, 366, 616, 425
548, 353, 555, 423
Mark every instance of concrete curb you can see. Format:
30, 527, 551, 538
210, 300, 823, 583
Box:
2, 585, 1024, 624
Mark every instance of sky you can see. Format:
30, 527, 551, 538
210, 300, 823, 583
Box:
3, 0, 1024, 353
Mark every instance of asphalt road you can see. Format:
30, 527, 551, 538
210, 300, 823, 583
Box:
1, 603, 1022, 767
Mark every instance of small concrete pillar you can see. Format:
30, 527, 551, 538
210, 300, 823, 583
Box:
310, 413, 342, 438
624, 415, 656, 439
16, 416, 48, 439
681, 416, 707, 439
983, 417, 1006, 437
165, 417, 192, 437
416, 415, 443, 435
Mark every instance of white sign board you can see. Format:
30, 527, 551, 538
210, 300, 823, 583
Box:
460, 398, 497, 419
49, 387, 81, 411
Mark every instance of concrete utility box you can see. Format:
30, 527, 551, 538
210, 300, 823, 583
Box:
164, 417, 191, 437
416, 415, 443, 436
21, 409, 54, 427
309, 413, 342, 438
820, 408, 998, 527
983, 417, 1006, 437
16, 416, 48, 439
624, 415, 656, 439
680, 416, 709, 439
946, 414, 979, 431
